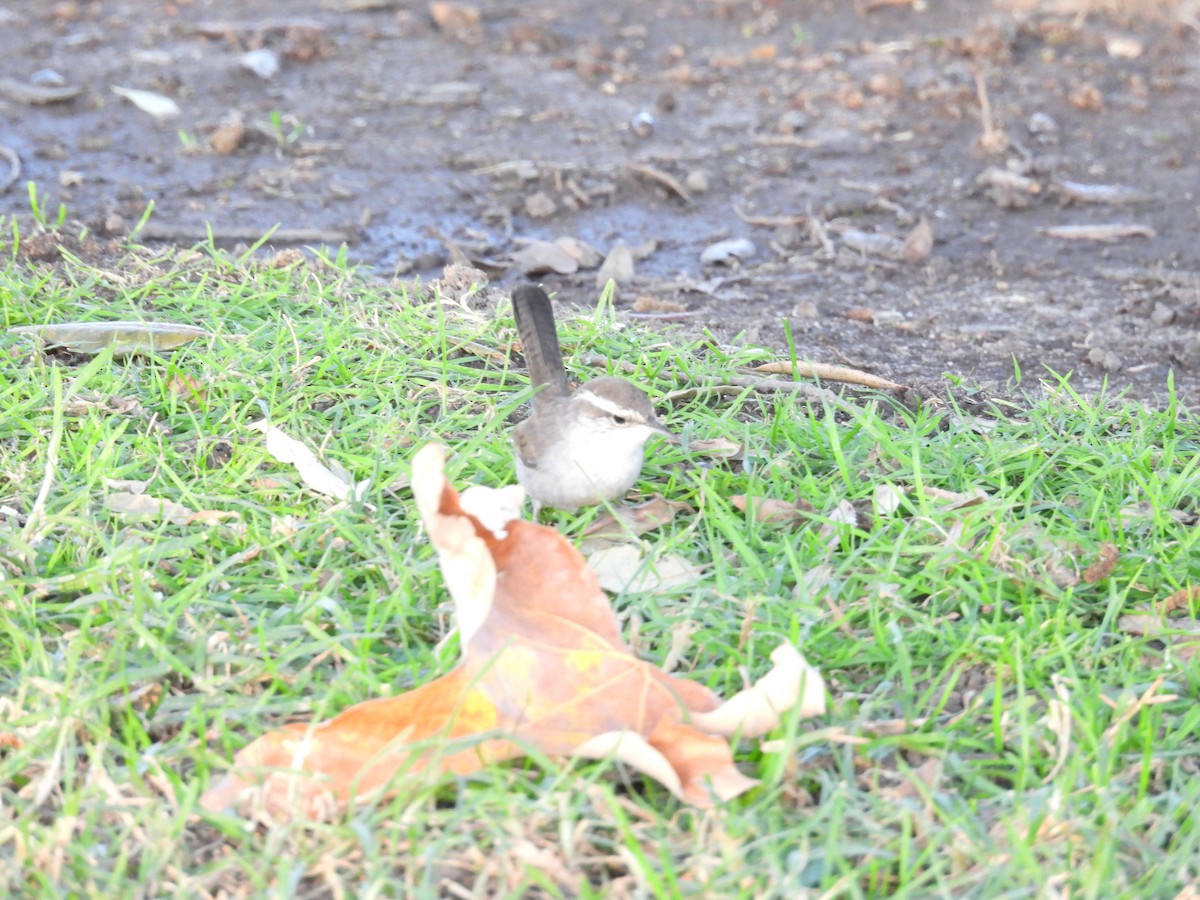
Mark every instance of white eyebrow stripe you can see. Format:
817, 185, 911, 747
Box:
577, 390, 640, 419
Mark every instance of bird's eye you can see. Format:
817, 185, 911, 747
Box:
612, 415, 627, 425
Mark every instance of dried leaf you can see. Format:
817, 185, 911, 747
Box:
582, 496, 691, 540
1156, 585, 1200, 615
511, 240, 579, 276
688, 437, 743, 460
1118, 614, 1200, 661
103, 477, 150, 494
105, 491, 195, 525
1081, 542, 1119, 584
920, 485, 988, 510
167, 372, 207, 404
200, 444, 823, 819
103, 492, 237, 526
7, 320, 207, 356
731, 495, 811, 526
873, 483, 905, 517
247, 419, 370, 502
690, 644, 825, 737
587, 544, 703, 594
111, 85, 181, 120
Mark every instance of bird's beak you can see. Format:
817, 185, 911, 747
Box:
649, 417, 677, 442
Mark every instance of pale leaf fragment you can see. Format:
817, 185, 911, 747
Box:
104, 478, 150, 495
104, 492, 194, 525
573, 731, 687, 799
111, 85, 181, 120
588, 544, 702, 594
247, 419, 369, 502
921, 485, 988, 510
874, 483, 904, 517
688, 437, 743, 459
7, 320, 207, 356
691, 644, 826, 738
413, 444, 498, 646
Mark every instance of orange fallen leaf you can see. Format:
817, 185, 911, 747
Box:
201, 444, 825, 820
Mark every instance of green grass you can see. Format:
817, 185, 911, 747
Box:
1, 240, 1198, 898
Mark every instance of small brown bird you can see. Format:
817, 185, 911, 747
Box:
510, 285, 670, 514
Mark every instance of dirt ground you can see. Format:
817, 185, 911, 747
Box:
3, 0, 1199, 406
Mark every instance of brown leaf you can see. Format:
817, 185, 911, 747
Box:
1081, 542, 1119, 584
167, 373, 206, 404
582, 496, 691, 540
201, 444, 824, 820
1156, 585, 1200, 615
731, 495, 812, 526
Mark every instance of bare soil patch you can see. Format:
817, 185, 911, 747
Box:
3, 0, 1199, 404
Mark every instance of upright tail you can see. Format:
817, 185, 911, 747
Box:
511, 285, 570, 408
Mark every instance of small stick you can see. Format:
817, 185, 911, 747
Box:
627, 162, 691, 204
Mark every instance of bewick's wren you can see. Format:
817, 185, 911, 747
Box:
510, 285, 670, 513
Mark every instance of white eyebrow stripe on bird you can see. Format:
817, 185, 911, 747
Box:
577, 389, 643, 420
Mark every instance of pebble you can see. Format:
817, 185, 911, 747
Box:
524, 191, 557, 218
683, 170, 710, 194
700, 237, 756, 265
1087, 348, 1122, 371
631, 111, 655, 138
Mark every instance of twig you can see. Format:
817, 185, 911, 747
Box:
750, 360, 907, 391
662, 376, 839, 404
1040, 223, 1156, 242
733, 179, 807, 227
627, 162, 691, 204
138, 223, 357, 245
0, 143, 19, 193
733, 201, 807, 228
0, 76, 84, 105
973, 68, 1009, 154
